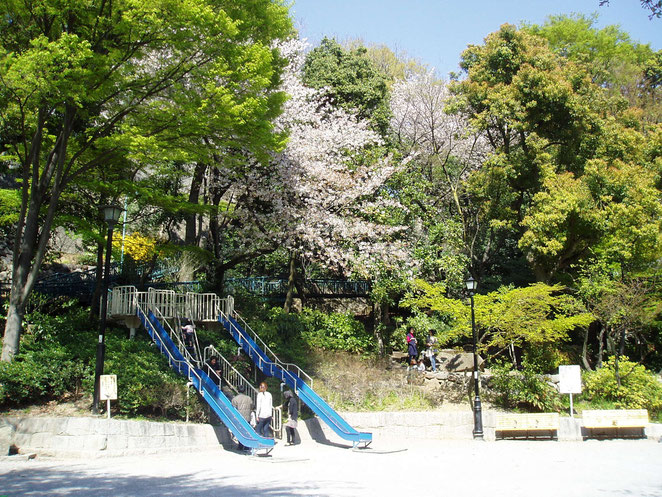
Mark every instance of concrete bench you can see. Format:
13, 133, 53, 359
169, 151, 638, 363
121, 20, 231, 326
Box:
582, 409, 648, 438
495, 413, 560, 439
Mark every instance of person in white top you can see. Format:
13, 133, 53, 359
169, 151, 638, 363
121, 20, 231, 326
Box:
255, 381, 273, 438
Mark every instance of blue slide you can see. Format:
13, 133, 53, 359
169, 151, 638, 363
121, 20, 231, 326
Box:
220, 315, 372, 447
138, 309, 274, 453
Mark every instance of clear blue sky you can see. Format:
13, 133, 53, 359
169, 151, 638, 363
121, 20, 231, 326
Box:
291, 0, 662, 78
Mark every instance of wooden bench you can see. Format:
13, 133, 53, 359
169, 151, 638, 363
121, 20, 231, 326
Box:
495, 413, 560, 439
582, 409, 648, 438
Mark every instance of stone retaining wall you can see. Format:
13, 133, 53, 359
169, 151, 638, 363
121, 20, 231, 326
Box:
2, 413, 660, 458
0, 416, 232, 458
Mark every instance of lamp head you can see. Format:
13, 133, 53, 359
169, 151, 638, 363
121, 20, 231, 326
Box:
100, 204, 123, 225
465, 275, 477, 293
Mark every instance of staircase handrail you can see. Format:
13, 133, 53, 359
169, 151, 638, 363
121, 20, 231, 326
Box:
135, 300, 197, 385
203, 345, 282, 436
216, 303, 313, 389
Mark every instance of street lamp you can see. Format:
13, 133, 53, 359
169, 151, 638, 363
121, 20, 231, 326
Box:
466, 275, 484, 439
92, 204, 123, 414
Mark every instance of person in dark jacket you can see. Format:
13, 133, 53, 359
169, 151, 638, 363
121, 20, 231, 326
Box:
406, 327, 418, 368
282, 390, 299, 446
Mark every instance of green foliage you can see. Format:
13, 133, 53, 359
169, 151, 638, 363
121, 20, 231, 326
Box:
402, 279, 593, 358
0, 348, 87, 406
247, 306, 374, 363
583, 356, 662, 415
103, 334, 196, 418
0, 299, 202, 420
0, 188, 20, 227
302, 37, 392, 136
0, 303, 92, 407
300, 309, 374, 354
489, 360, 563, 412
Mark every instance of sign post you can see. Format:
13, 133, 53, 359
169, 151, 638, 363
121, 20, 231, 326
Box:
99, 374, 118, 419
558, 365, 582, 417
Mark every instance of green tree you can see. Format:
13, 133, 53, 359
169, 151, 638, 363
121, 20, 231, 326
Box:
452, 24, 662, 282
302, 37, 392, 136
401, 279, 593, 365
0, 0, 292, 362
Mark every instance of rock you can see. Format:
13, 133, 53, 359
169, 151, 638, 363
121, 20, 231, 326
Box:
437, 350, 484, 373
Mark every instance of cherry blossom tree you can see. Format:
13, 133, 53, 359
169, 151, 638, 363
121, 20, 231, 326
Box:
389, 72, 490, 287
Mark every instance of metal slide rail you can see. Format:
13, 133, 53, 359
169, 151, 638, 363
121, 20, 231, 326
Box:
223, 306, 314, 389
219, 313, 372, 447
203, 345, 282, 437
135, 302, 274, 454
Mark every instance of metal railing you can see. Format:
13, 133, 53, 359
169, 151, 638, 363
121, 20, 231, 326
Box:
203, 345, 282, 437
218, 303, 313, 389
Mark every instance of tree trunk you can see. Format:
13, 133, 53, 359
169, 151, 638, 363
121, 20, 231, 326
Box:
283, 252, 296, 313
581, 327, 593, 371
1, 301, 24, 362
185, 162, 207, 245
596, 324, 606, 368
372, 301, 386, 356
614, 327, 627, 387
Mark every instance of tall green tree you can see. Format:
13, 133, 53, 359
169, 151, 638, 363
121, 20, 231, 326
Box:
302, 37, 392, 137
452, 24, 662, 282
0, 0, 292, 362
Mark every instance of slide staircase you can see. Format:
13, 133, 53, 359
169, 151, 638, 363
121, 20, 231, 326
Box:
128, 291, 274, 454
109, 286, 371, 449
218, 311, 372, 448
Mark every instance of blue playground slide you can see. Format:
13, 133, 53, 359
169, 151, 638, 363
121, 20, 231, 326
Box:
137, 309, 274, 452
220, 315, 372, 447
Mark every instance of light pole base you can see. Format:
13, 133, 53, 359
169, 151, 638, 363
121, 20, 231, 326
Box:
473, 395, 484, 440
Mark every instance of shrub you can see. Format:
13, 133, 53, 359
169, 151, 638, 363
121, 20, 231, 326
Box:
300, 309, 374, 354
583, 356, 662, 415
489, 360, 563, 412
103, 333, 204, 419
0, 303, 92, 407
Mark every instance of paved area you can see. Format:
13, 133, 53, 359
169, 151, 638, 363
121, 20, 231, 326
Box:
1, 438, 661, 497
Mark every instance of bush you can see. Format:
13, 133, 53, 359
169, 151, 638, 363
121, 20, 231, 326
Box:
300, 308, 374, 354
0, 300, 205, 421
489, 360, 563, 412
0, 304, 92, 407
583, 356, 662, 416
0, 349, 87, 406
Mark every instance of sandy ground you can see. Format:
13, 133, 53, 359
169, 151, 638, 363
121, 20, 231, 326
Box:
1, 437, 661, 497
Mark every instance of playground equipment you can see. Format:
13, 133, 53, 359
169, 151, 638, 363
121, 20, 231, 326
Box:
109, 286, 372, 449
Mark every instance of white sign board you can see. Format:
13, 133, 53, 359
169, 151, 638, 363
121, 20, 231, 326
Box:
558, 365, 582, 394
100, 374, 118, 400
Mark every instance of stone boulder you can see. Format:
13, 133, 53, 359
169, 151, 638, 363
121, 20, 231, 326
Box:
436, 349, 484, 372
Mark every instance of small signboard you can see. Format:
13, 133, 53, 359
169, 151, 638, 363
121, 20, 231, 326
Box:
99, 374, 118, 401
558, 365, 582, 394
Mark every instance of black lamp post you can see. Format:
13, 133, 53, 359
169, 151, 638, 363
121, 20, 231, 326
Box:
466, 275, 484, 439
92, 204, 123, 414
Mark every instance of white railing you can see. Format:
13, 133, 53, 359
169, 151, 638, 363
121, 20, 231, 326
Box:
108, 285, 312, 389
187, 292, 222, 322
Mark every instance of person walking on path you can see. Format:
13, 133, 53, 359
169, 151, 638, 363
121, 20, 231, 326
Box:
426, 329, 439, 372
255, 381, 273, 438
282, 390, 299, 446
231, 384, 254, 451
406, 328, 418, 368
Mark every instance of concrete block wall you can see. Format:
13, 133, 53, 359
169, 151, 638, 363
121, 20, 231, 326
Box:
0, 416, 231, 458
2, 413, 659, 458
